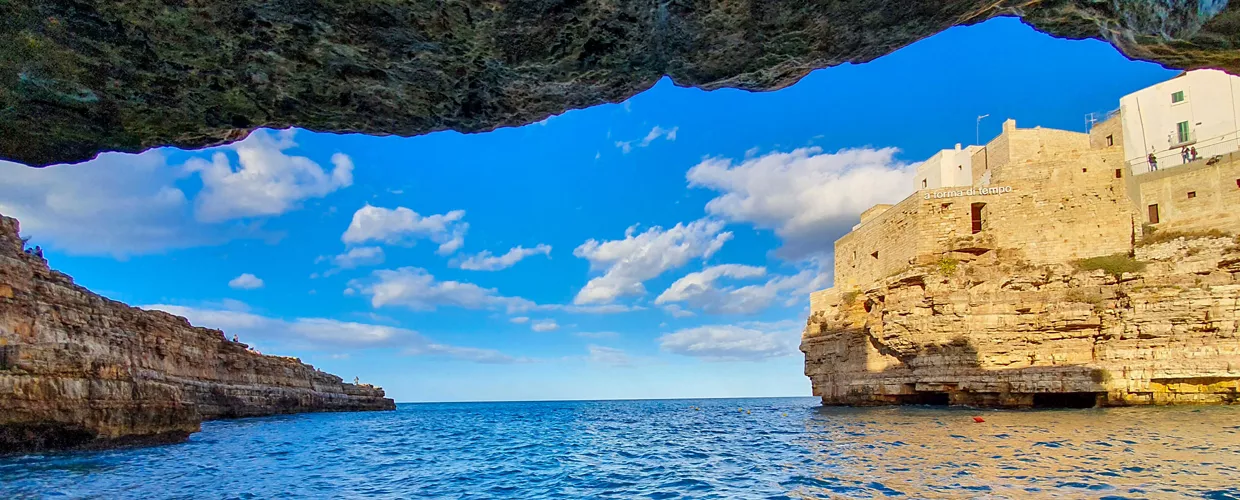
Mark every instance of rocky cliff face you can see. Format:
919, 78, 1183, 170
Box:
2, 0, 1238, 166
0, 214, 394, 454
801, 236, 1240, 407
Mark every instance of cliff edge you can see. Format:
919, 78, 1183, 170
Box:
0, 214, 395, 454
802, 236, 1240, 407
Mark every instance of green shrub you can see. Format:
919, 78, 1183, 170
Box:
841, 290, 860, 305
1072, 253, 1147, 279
936, 257, 959, 276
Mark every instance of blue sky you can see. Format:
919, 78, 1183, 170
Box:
0, 18, 1176, 402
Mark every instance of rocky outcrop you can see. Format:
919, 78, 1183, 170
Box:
0, 214, 394, 454
2, 0, 1238, 166
801, 236, 1240, 407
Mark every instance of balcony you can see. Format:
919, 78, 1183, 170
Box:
1170, 129, 1196, 147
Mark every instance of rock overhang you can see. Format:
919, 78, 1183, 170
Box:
1, 0, 1237, 167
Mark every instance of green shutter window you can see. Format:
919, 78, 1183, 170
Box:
1177, 121, 1191, 143
1171, 91, 1185, 103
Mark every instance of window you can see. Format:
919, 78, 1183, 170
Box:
871, 251, 879, 259
922, 179, 928, 189
970, 203, 986, 234
1236, 179, 1240, 189
1148, 204, 1160, 224
1177, 121, 1191, 143
1115, 169, 1122, 179
1171, 90, 1185, 103
957, 165, 962, 170
1106, 135, 1114, 146
1082, 168, 1087, 173
1187, 191, 1196, 199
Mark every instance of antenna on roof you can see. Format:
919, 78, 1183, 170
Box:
976, 114, 989, 145
1085, 112, 1098, 132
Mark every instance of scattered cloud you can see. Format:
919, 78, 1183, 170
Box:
687, 146, 915, 259
142, 304, 522, 363
615, 125, 678, 153
530, 319, 559, 332
510, 316, 530, 324
572, 219, 732, 305
342, 204, 468, 255
661, 304, 696, 318
587, 345, 632, 366
228, 273, 264, 290
657, 320, 802, 361
320, 246, 386, 275
188, 129, 354, 223
453, 244, 551, 271
348, 267, 533, 313
655, 264, 823, 315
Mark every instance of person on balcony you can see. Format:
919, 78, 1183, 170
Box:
1148, 152, 1158, 171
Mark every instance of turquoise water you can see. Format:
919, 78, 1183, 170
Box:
3, 398, 1240, 498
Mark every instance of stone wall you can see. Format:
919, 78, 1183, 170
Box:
802, 236, 1240, 407
833, 194, 924, 291
1090, 114, 1124, 150
1134, 152, 1240, 234
0, 214, 395, 454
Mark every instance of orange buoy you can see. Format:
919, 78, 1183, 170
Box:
972, 416, 985, 423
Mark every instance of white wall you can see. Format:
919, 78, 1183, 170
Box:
915, 144, 981, 190
1120, 69, 1240, 174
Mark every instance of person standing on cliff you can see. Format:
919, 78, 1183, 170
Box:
232, 334, 238, 343
33, 246, 43, 258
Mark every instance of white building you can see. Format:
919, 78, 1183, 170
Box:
1120, 69, 1240, 173
914, 143, 984, 190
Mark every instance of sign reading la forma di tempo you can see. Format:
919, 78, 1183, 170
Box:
923, 186, 1013, 200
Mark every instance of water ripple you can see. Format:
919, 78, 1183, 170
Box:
2, 398, 1239, 498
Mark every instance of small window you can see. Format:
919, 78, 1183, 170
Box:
957, 165, 962, 170
871, 251, 879, 259
941, 203, 951, 210
922, 179, 928, 189
1148, 204, 1160, 224
1106, 135, 1114, 146
1187, 191, 1196, 199
1177, 121, 1191, 143
1082, 168, 1087, 173
1171, 90, 1185, 103
1236, 179, 1240, 189
1115, 169, 1122, 179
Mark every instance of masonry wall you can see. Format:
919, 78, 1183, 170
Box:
1090, 114, 1124, 150
1136, 151, 1240, 234
833, 194, 923, 291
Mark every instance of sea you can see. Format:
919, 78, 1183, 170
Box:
2, 397, 1239, 499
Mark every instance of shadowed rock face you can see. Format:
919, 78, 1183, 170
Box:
1, 0, 1237, 167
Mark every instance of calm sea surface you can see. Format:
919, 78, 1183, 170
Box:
3, 397, 1240, 499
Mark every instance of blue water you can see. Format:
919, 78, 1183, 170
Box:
3, 398, 1240, 499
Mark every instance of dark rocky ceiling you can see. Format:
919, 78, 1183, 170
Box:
2, 0, 1237, 167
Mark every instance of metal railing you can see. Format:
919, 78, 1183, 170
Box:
1128, 129, 1240, 174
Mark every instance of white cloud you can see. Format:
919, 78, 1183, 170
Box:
615, 125, 679, 154
510, 316, 530, 324
142, 303, 522, 363
322, 246, 385, 274
454, 244, 551, 271
587, 345, 632, 366
530, 319, 559, 332
0, 151, 222, 256
655, 264, 824, 315
228, 273, 264, 290
658, 320, 802, 361
572, 219, 732, 305
687, 146, 915, 258
188, 129, 354, 223
661, 304, 696, 318
348, 267, 534, 313
342, 205, 468, 255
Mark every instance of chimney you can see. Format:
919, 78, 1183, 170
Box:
955, 143, 962, 151
1002, 119, 1016, 132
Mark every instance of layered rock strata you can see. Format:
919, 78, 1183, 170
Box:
801, 236, 1240, 407
0, 214, 394, 454
2, 0, 1239, 166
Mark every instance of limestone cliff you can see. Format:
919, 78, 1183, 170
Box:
2, 0, 1238, 166
801, 236, 1240, 407
0, 214, 395, 454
